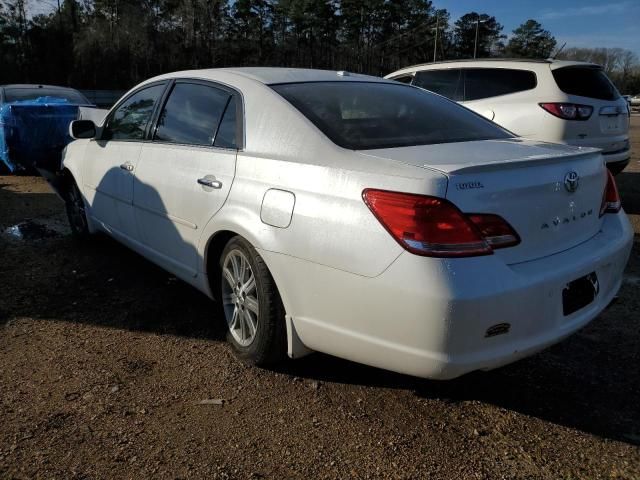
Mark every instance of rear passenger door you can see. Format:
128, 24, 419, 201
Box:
133, 80, 241, 278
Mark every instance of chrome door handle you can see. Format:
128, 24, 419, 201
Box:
198, 176, 223, 189
120, 163, 134, 172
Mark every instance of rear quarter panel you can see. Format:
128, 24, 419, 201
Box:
462, 65, 557, 139
200, 150, 448, 279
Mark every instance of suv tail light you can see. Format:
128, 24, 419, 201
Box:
600, 169, 621, 216
362, 189, 520, 257
539, 103, 593, 120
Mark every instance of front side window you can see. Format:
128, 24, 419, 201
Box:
272, 81, 511, 150
104, 84, 165, 141
413, 70, 463, 101
464, 68, 537, 101
155, 83, 231, 146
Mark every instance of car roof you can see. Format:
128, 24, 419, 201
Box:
0, 84, 82, 90
385, 59, 601, 78
152, 67, 390, 85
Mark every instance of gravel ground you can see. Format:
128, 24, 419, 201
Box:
1, 118, 639, 479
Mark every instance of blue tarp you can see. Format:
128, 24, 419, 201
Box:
0, 96, 80, 172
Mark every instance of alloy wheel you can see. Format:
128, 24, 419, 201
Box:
221, 249, 260, 347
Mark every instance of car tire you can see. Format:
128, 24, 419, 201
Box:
65, 178, 91, 240
219, 236, 286, 365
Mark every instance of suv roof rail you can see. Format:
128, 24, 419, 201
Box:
388, 58, 553, 74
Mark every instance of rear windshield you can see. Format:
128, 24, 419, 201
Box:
552, 67, 620, 101
271, 82, 511, 150
4, 87, 90, 104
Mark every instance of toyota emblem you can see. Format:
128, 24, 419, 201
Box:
564, 171, 579, 193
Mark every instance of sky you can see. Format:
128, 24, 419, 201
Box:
441, 0, 640, 55
27, 0, 640, 56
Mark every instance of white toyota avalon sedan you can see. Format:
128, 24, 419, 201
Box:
60, 68, 633, 380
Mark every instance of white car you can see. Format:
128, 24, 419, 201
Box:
59, 68, 633, 380
385, 60, 631, 174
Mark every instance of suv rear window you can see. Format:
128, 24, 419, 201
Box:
552, 67, 620, 101
272, 81, 511, 150
464, 68, 537, 101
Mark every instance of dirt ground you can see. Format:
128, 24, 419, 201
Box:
1, 119, 640, 480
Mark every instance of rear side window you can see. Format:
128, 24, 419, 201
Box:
413, 70, 463, 101
272, 81, 511, 150
104, 84, 165, 141
214, 96, 239, 149
155, 83, 231, 146
390, 74, 414, 84
464, 68, 537, 101
552, 67, 620, 101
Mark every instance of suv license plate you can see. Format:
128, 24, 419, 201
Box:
562, 272, 599, 316
601, 116, 621, 132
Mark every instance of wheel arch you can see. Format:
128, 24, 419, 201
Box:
203, 228, 284, 305
204, 229, 237, 300
202, 227, 313, 360
50, 167, 77, 202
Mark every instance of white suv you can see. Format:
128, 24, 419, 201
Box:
386, 60, 631, 174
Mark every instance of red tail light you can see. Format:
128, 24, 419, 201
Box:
600, 169, 621, 216
539, 103, 593, 120
362, 189, 519, 257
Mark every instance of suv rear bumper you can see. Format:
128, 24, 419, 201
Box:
555, 137, 630, 173
602, 148, 631, 174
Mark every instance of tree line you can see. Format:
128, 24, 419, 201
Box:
0, 0, 638, 94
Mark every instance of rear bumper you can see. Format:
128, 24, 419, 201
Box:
564, 139, 630, 166
605, 155, 630, 175
264, 212, 633, 380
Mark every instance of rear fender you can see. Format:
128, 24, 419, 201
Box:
198, 205, 314, 359
198, 203, 275, 279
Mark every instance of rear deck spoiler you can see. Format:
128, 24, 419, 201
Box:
441, 148, 602, 175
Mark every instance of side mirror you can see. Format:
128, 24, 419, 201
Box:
70, 119, 96, 139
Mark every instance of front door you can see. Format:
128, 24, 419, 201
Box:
82, 83, 166, 240
133, 81, 240, 277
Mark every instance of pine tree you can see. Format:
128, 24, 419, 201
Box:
506, 19, 556, 59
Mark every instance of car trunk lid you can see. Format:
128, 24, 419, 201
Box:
357, 139, 606, 264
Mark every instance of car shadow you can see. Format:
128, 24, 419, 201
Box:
1, 170, 226, 341
0, 180, 63, 227
275, 295, 640, 446
2, 173, 639, 448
